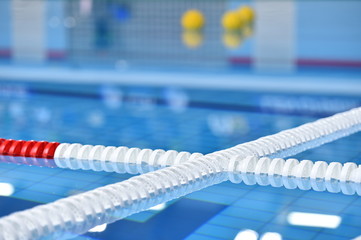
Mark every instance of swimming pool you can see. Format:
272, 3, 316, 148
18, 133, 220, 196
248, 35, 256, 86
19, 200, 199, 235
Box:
0, 80, 360, 240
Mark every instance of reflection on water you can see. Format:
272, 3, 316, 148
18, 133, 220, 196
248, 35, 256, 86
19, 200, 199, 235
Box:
287, 212, 341, 229
0, 155, 57, 168
1, 155, 360, 196
259, 232, 282, 240
88, 223, 107, 233
234, 229, 258, 240
0, 182, 14, 196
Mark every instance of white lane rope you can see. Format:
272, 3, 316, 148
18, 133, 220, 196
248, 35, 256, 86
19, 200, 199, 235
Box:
228, 156, 361, 186
54, 144, 203, 174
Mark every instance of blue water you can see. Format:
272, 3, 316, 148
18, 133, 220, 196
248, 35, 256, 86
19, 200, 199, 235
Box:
0, 81, 361, 240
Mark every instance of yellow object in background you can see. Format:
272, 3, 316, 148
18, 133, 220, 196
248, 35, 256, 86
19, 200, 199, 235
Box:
222, 31, 243, 49
221, 6, 255, 49
181, 10, 205, 30
238, 6, 255, 23
222, 11, 245, 31
182, 30, 203, 48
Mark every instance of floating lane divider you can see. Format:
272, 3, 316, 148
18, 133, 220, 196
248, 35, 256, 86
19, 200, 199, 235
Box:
0, 140, 204, 173
0, 139, 59, 159
0, 107, 361, 240
227, 156, 361, 186
54, 144, 203, 174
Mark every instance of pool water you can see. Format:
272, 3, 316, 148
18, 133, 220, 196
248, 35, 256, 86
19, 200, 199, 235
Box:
0, 81, 361, 240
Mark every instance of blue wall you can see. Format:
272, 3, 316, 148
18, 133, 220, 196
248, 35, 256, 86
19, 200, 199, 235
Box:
46, 1, 66, 51
297, 1, 361, 60
0, 0, 11, 50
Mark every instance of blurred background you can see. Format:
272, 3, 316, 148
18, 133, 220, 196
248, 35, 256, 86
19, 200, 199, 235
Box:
1, 1, 361, 240
0, 0, 360, 74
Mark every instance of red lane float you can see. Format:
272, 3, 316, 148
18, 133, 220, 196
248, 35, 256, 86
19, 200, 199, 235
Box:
0, 139, 60, 159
